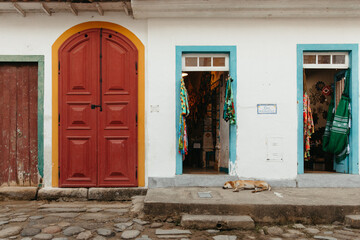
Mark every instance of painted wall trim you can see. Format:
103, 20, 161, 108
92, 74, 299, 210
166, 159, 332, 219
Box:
175, 46, 237, 175
297, 44, 359, 174
52, 21, 145, 187
0, 55, 44, 178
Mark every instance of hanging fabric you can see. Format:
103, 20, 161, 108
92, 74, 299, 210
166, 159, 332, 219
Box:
322, 97, 335, 152
223, 77, 236, 124
323, 70, 351, 162
179, 78, 190, 156
303, 71, 314, 160
303, 92, 314, 160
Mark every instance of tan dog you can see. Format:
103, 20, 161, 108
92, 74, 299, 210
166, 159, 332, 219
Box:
223, 180, 271, 193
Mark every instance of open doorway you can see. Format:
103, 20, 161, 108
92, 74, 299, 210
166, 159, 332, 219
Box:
304, 69, 341, 172
303, 52, 350, 173
183, 71, 229, 174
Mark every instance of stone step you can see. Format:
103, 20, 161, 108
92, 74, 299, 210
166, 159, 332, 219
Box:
144, 188, 360, 224
345, 215, 360, 229
181, 214, 255, 230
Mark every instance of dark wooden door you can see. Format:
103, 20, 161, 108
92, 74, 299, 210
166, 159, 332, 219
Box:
59, 29, 138, 187
0, 63, 38, 186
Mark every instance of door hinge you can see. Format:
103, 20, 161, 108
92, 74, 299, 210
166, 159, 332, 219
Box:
136, 166, 138, 179
135, 62, 138, 71
58, 114, 60, 126
135, 113, 138, 126
58, 61, 60, 73
58, 166, 60, 180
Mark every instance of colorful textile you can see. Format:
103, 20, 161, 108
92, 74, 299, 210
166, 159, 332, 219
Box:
179, 78, 190, 156
322, 97, 335, 153
303, 92, 314, 160
323, 70, 351, 162
223, 78, 236, 124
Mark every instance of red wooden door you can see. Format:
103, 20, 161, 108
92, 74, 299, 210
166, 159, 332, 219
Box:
0, 63, 38, 186
59, 29, 138, 187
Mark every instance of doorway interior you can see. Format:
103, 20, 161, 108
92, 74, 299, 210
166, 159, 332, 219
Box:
302, 52, 350, 173
183, 71, 229, 174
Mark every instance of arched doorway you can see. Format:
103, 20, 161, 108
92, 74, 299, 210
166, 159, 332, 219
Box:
58, 28, 138, 187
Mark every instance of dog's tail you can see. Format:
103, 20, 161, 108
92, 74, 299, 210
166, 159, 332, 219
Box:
268, 185, 272, 191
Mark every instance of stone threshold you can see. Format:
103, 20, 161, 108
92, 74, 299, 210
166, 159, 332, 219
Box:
0, 187, 147, 201
149, 173, 360, 188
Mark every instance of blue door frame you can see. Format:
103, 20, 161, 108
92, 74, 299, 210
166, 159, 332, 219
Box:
297, 44, 359, 174
175, 46, 237, 175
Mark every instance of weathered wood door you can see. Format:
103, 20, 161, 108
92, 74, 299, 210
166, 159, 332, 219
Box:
59, 28, 138, 187
0, 63, 38, 186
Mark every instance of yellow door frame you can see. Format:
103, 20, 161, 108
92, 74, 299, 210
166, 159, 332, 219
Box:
52, 21, 145, 187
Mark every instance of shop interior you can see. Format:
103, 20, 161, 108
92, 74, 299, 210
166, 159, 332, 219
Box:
182, 71, 229, 174
303, 69, 345, 173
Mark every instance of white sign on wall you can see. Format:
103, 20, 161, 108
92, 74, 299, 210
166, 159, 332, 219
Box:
257, 104, 277, 114
266, 136, 283, 161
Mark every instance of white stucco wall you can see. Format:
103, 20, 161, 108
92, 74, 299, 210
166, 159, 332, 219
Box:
1, 14, 360, 187
0, 13, 148, 187
146, 18, 360, 181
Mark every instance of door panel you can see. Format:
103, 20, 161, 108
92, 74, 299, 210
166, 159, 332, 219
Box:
65, 136, 94, 181
0, 63, 38, 186
104, 101, 130, 130
59, 29, 99, 187
16, 65, 31, 184
59, 28, 138, 187
98, 29, 138, 186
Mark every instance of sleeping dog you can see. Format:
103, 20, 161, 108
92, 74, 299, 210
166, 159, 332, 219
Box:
223, 180, 271, 193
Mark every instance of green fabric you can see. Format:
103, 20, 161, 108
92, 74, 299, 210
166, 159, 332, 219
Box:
322, 70, 351, 162
223, 78, 236, 124
322, 98, 335, 152
329, 95, 351, 162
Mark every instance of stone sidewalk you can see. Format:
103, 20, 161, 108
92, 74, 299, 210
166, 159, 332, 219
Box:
144, 187, 360, 224
1, 197, 360, 240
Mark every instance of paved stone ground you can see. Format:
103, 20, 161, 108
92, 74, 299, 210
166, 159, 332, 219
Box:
0, 197, 359, 240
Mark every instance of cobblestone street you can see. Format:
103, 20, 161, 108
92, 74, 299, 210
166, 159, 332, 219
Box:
0, 197, 360, 240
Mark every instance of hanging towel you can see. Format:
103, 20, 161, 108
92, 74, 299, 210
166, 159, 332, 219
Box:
303, 92, 314, 160
323, 70, 351, 162
179, 78, 190, 156
223, 78, 236, 124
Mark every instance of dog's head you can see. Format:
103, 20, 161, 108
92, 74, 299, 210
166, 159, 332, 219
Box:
223, 181, 234, 189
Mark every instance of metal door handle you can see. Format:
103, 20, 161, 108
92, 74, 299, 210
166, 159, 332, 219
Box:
91, 104, 102, 111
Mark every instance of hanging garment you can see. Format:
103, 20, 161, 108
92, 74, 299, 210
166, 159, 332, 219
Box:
223, 78, 236, 124
323, 70, 351, 162
179, 78, 190, 156
322, 97, 335, 153
303, 92, 314, 160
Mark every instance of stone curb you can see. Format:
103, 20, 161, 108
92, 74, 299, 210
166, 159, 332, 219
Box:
89, 188, 148, 201
144, 202, 360, 225
0, 187, 38, 201
0, 187, 147, 201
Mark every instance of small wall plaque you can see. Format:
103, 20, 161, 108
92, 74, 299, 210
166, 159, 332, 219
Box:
266, 136, 283, 161
257, 104, 277, 114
